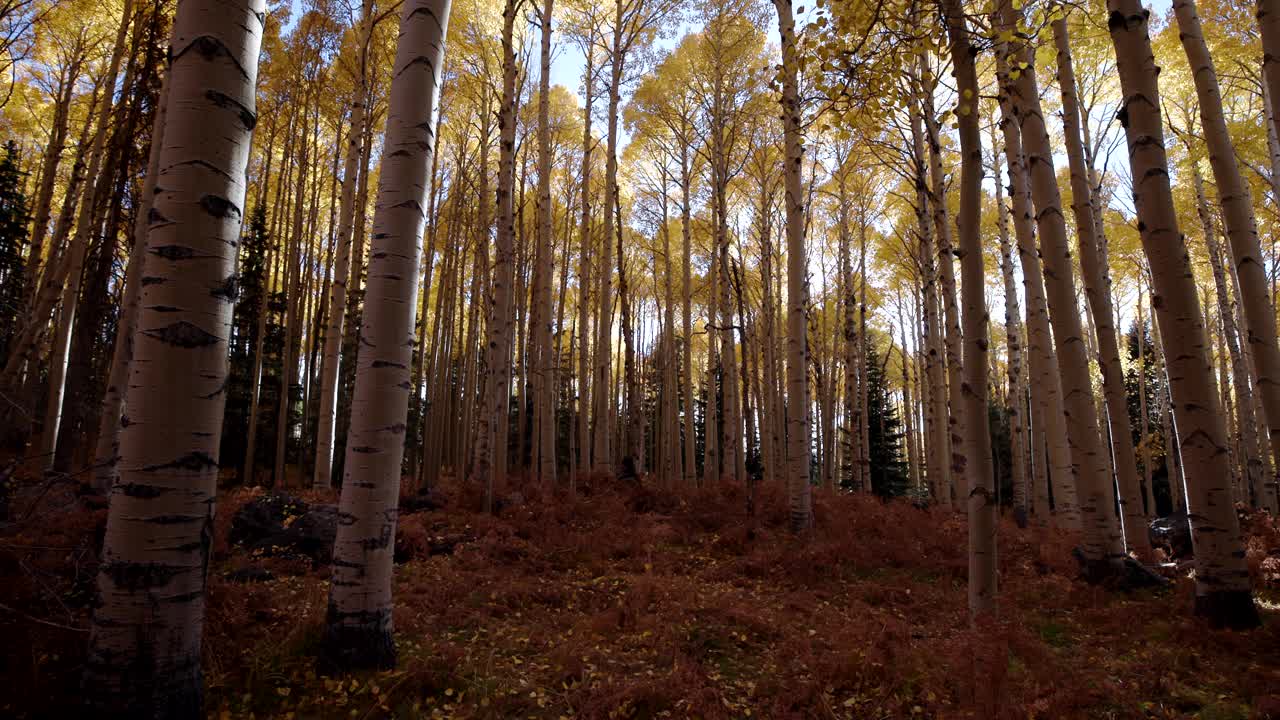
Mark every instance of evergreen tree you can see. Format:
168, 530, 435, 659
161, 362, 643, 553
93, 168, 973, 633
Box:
221, 205, 270, 477
1124, 321, 1172, 512
0, 141, 30, 361
844, 346, 908, 498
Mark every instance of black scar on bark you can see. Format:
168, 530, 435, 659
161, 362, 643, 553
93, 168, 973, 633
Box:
140, 451, 218, 473
317, 604, 396, 675
1195, 590, 1261, 630
143, 321, 220, 348
211, 274, 240, 302
150, 244, 196, 260
200, 193, 242, 219
83, 652, 203, 720
204, 90, 257, 132
100, 560, 184, 592
116, 483, 172, 498
144, 514, 204, 525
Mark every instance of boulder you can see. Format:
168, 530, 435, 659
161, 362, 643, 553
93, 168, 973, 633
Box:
400, 488, 446, 514
229, 494, 337, 564
1149, 513, 1192, 560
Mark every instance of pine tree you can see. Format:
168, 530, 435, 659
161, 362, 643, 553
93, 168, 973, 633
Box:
222, 205, 271, 473
862, 347, 908, 499
1125, 322, 1171, 515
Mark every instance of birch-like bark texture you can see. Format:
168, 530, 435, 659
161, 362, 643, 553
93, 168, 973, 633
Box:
1052, 17, 1149, 557
940, 0, 995, 618
994, 47, 1074, 529
575, 50, 594, 485
1198, 167, 1264, 507
920, 57, 966, 505
1003, 1, 1117, 563
533, 0, 557, 484
1176, 0, 1280, 514
84, 0, 264, 711
593, 1, 624, 474
92, 63, 171, 491
1260, 0, 1280, 154
836, 165, 861, 491
1108, 0, 1258, 628
774, 0, 810, 532
682, 144, 697, 486
39, 0, 136, 471
993, 129, 1028, 525
477, 0, 518, 509
910, 97, 950, 508
314, 0, 373, 490
321, 0, 451, 670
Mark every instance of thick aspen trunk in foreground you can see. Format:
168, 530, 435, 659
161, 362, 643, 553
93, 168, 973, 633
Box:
774, 0, 810, 532
1052, 17, 1149, 557
1108, 0, 1258, 628
321, 0, 451, 670
85, 0, 264, 712
1177, 0, 1280, 514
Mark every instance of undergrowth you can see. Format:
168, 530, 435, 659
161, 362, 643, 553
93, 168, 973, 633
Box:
2, 471, 1279, 719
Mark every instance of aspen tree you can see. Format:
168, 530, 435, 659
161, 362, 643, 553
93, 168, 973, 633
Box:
993, 42, 1075, 529
908, 93, 951, 508
774, 0, 810, 531
1109, 0, 1258, 627
1176, 0, 1280, 514
1052, 16, 1149, 556
940, 0, 995, 617
315, 0, 374, 489
39, 0, 137, 470
532, 0, 557, 484
1260, 0, 1280, 143
322, 0, 452, 668
1193, 160, 1265, 508
23, 45, 85, 303
993, 124, 1028, 525
919, 55, 966, 504
85, 0, 265, 710
476, 0, 520, 508
1003, 0, 1115, 559
577, 77, 594, 482
92, 61, 171, 491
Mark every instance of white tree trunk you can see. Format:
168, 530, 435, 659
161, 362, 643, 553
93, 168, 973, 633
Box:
322, 0, 451, 669
85, 0, 264, 711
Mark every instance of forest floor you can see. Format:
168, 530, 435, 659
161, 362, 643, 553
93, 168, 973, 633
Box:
2, 469, 1280, 719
